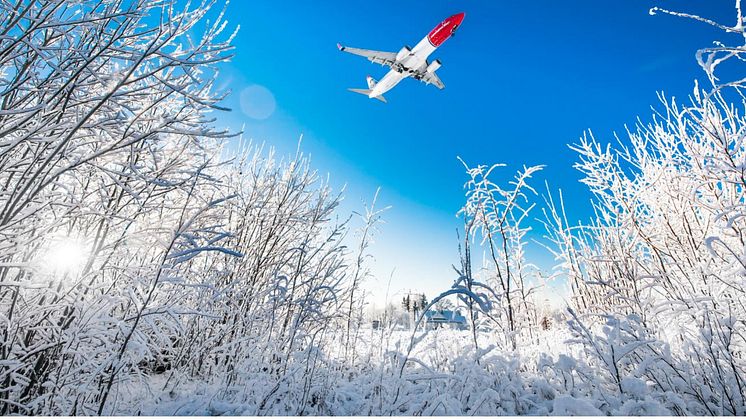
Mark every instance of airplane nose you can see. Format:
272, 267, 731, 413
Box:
428, 12, 466, 47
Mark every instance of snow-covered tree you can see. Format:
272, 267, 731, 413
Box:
457, 160, 544, 350
0, 1, 382, 414
545, 3, 746, 414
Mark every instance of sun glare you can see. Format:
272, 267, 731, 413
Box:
44, 237, 88, 274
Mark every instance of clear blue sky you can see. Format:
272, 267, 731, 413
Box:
213, 1, 737, 308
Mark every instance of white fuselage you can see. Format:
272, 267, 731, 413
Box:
369, 38, 437, 98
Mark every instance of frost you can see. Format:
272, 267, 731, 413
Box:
551, 395, 603, 415
619, 398, 671, 415
621, 377, 648, 399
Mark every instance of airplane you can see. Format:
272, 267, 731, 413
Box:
337, 12, 465, 103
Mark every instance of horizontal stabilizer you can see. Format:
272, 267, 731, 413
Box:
347, 88, 387, 103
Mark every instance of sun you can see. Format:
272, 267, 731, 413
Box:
43, 236, 89, 274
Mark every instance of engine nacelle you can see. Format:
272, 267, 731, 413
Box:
396, 45, 412, 62
426, 59, 442, 73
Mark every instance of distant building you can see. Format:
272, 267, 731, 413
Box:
424, 310, 467, 330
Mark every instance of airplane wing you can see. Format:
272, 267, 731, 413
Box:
418, 71, 445, 90
337, 43, 397, 67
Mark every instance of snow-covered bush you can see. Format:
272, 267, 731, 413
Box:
545, 4, 746, 415
0, 0, 237, 413
453, 160, 544, 352
0, 1, 378, 415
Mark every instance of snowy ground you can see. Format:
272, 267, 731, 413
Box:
107, 326, 669, 416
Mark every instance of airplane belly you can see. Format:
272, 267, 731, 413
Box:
411, 38, 437, 58
370, 70, 407, 97
402, 54, 426, 71
403, 40, 434, 72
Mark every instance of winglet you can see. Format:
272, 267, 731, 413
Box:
337, 43, 345, 51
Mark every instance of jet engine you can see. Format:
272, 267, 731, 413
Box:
396, 45, 412, 62
426, 59, 442, 73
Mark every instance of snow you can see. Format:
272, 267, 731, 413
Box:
90, 325, 731, 415
2, 0, 746, 416
551, 395, 603, 416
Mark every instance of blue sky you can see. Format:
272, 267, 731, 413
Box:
214, 1, 737, 308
